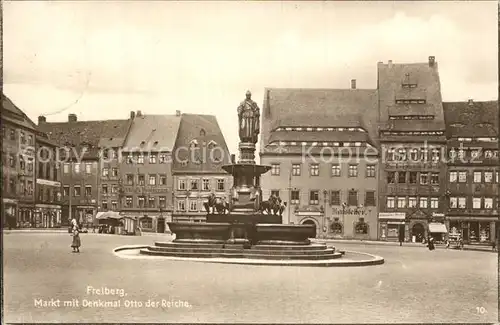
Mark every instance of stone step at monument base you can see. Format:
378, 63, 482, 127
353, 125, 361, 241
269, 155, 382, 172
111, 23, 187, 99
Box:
154, 242, 331, 251
147, 245, 336, 256
140, 247, 343, 260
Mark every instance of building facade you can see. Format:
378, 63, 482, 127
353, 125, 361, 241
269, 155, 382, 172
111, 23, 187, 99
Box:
377, 57, 448, 242
38, 113, 131, 225
172, 114, 233, 223
34, 134, 63, 228
443, 100, 499, 245
260, 86, 380, 240
2, 95, 37, 228
119, 111, 180, 232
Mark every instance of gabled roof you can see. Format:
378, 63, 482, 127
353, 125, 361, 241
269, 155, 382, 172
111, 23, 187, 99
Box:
172, 114, 231, 173
262, 88, 379, 150
2, 94, 38, 131
38, 118, 131, 159
443, 101, 498, 138
122, 114, 181, 152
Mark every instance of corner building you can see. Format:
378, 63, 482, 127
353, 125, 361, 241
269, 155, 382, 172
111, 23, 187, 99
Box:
260, 86, 379, 240
377, 57, 448, 242
443, 100, 499, 245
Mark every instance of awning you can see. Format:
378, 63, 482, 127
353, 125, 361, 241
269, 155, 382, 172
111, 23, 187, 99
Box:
428, 223, 447, 233
96, 211, 122, 220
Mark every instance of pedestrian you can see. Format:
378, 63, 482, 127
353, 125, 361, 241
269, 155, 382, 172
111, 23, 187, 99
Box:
70, 218, 81, 253
427, 236, 435, 251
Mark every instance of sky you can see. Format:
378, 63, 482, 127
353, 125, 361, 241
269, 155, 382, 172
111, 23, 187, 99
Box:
4, 1, 498, 154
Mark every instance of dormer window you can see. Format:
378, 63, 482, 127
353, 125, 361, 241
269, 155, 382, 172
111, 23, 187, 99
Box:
347, 128, 356, 131
354, 142, 362, 147
327, 128, 334, 131
322, 142, 329, 146
190, 139, 199, 148
338, 128, 344, 132
295, 127, 303, 131
317, 127, 323, 131
333, 142, 339, 147
140, 141, 146, 147
153, 141, 159, 146
290, 142, 297, 146
200, 129, 206, 137
306, 127, 313, 131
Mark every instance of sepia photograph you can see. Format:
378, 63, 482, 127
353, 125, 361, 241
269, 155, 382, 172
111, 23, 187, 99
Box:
2, 1, 498, 323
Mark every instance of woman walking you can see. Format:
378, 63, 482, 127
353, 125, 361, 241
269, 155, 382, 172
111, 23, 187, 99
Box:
70, 218, 81, 253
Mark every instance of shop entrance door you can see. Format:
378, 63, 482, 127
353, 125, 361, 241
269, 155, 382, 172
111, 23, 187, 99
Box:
462, 222, 469, 242
411, 223, 425, 243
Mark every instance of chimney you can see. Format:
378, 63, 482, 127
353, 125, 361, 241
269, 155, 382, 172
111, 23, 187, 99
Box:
68, 114, 77, 122
38, 115, 46, 124
130, 111, 135, 119
428, 56, 435, 67
388, 60, 393, 68
136, 110, 142, 117
230, 154, 236, 164
176, 110, 181, 117
350, 79, 356, 90
468, 99, 474, 106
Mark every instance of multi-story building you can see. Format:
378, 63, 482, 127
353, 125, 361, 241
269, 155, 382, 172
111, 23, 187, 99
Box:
119, 111, 180, 233
260, 84, 380, 240
2, 94, 37, 228
377, 56, 448, 242
172, 114, 232, 223
34, 134, 63, 228
38, 113, 131, 225
443, 100, 499, 245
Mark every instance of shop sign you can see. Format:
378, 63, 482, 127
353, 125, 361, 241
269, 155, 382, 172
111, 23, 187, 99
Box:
432, 213, 445, 217
3, 198, 18, 204
36, 179, 61, 187
35, 204, 62, 209
378, 212, 405, 220
123, 186, 169, 194
331, 207, 368, 216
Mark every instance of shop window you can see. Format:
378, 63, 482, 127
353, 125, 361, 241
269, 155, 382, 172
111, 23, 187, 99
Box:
387, 172, 396, 184
408, 197, 417, 208
271, 164, 280, 176
479, 222, 491, 242
331, 164, 341, 177
141, 217, 153, 229
330, 220, 343, 234
473, 172, 482, 183
409, 172, 418, 184
291, 190, 300, 205
397, 172, 406, 184
397, 197, 406, 208
472, 197, 481, 209
386, 196, 395, 208
354, 218, 368, 235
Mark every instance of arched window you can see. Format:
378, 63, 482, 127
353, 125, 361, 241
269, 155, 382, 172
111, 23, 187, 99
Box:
200, 129, 206, 137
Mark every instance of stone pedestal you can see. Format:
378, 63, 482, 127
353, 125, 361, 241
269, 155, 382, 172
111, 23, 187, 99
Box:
238, 142, 256, 164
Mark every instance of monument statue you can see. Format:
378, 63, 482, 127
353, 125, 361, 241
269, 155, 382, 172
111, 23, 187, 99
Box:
237, 91, 260, 144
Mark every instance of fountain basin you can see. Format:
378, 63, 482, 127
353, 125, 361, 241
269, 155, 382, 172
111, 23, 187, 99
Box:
168, 222, 230, 243
255, 224, 316, 245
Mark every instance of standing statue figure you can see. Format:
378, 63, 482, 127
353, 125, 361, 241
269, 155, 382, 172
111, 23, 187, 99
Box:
237, 91, 260, 144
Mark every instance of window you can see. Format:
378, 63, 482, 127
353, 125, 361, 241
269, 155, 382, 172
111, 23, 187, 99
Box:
354, 219, 369, 234
473, 172, 482, 183
138, 196, 145, 208
125, 196, 133, 208
396, 148, 407, 161
430, 197, 439, 209
386, 196, 395, 208
292, 164, 301, 176
102, 185, 108, 195
419, 197, 428, 209
138, 175, 145, 186
497, 172, 499, 183
159, 154, 168, 164
271, 164, 280, 175
458, 171, 467, 183
178, 200, 186, 211
420, 172, 429, 185
430, 173, 439, 185
102, 149, 109, 159
85, 163, 92, 174
408, 197, 417, 208
291, 190, 300, 204
365, 191, 376, 206
85, 186, 92, 196
159, 175, 167, 186
141, 217, 153, 229
28, 135, 33, 145
137, 154, 144, 164
102, 201, 108, 210
178, 179, 186, 190
387, 172, 396, 184
112, 168, 118, 177
420, 148, 428, 161
20, 131, 25, 144
63, 186, 70, 197
190, 180, 199, 190
63, 163, 70, 174
348, 190, 358, 206
217, 179, 225, 191
126, 154, 133, 164
310, 164, 319, 176
111, 201, 118, 210
102, 168, 109, 177
409, 149, 418, 161
484, 198, 493, 209
331, 164, 341, 177
366, 165, 376, 178
9, 129, 15, 140
471, 149, 481, 159
449, 149, 457, 160
449, 197, 458, 209
7, 154, 15, 168
27, 158, 33, 172
397, 172, 406, 184
126, 174, 134, 185
309, 190, 319, 205
20, 157, 26, 170
348, 165, 358, 177
397, 197, 406, 208
330, 191, 340, 206
202, 179, 210, 190
74, 163, 80, 173
458, 197, 466, 209
449, 171, 457, 183
387, 148, 395, 161
149, 154, 157, 164
111, 185, 118, 194
149, 197, 156, 208
9, 179, 16, 193
74, 186, 81, 196
409, 172, 417, 184
457, 149, 465, 159
271, 190, 280, 197
149, 175, 156, 185
159, 196, 166, 208
431, 149, 440, 162
473, 197, 481, 209
484, 172, 493, 183
484, 150, 493, 158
